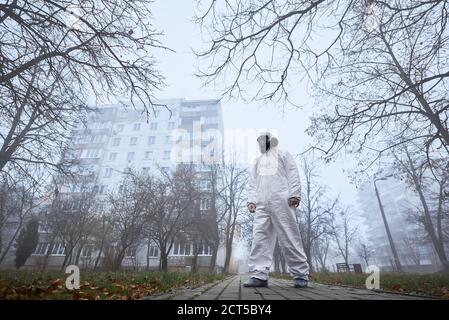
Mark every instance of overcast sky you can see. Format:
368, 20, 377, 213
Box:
151, 0, 360, 207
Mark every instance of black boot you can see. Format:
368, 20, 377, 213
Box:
243, 277, 268, 287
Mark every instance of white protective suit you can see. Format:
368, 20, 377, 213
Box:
247, 146, 309, 281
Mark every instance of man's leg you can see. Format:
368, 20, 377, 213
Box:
271, 200, 309, 280
247, 204, 276, 281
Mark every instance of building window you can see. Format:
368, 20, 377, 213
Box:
199, 180, 211, 191
34, 243, 66, 256
149, 246, 159, 257
83, 149, 100, 159
38, 220, 49, 233
204, 116, 218, 125
154, 110, 161, 117
165, 135, 171, 144
56, 243, 66, 255
104, 168, 113, 178
109, 152, 117, 161
117, 124, 124, 132
76, 135, 87, 144
168, 122, 175, 130
34, 243, 48, 255
91, 134, 104, 143
145, 151, 153, 159
142, 167, 150, 175
196, 242, 212, 256
150, 122, 158, 130
133, 123, 141, 131
127, 152, 135, 161
50, 243, 58, 255
148, 136, 156, 145
130, 137, 138, 145
172, 243, 191, 256
163, 150, 171, 160
113, 138, 121, 146
200, 198, 210, 211
179, 244, 186, 255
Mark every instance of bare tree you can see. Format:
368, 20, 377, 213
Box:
402, 236, 422, 266
220, 161, 248, 273
195, 0, 351, 102
46, 180, 98, 271
312, 235, 331, 272
393, 146, 449, 270
297, 155, 334, 271
308, 1, 449, 164
91, 213, 111, 271
196, 1, 449, 171
0, 0, 168, 181
194, 161, 228, 273
357, 242, 373, 269
142, 165, 200, 272
0, 174, 42, 264
103, 173, 147, 271
327, 206, 358, 265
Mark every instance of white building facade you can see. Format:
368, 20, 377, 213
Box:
5, 99, 228, 271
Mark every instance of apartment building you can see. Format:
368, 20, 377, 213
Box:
357, 178, 443, 273
1, 99, 229, 271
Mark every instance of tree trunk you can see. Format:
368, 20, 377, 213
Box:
113, 248, 127, 271
0, 218, 24, 264
223, 209, 237, 273
74, 244, 83, 266
406, 151, 449, 270
93, 244, 104, 271
223, 237, 233, 273
191, 243, 199, 274
160, 253, 168, 272
60, 246, 73, 272
146, 239, 151, 271
208, 242, 219, 273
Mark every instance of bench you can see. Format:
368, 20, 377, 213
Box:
336, 263, 363, 274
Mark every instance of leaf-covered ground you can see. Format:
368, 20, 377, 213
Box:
273, 272, 449, 299
0, 270, 227, 300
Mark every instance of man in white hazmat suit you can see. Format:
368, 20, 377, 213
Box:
244, 132, 309, 288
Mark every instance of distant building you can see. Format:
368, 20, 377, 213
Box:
357, 177, 442, 273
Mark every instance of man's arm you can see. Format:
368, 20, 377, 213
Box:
247, 161, 258, 210
285, 151, 301, 203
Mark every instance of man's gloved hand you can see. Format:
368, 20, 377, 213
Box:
247, 202, 256, 213
288, 197, 300, 208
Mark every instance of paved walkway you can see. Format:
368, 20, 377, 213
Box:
143, 275, 431, 300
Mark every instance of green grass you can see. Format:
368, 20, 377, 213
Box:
0, 270, 227, 300
272, 272, 449, 299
